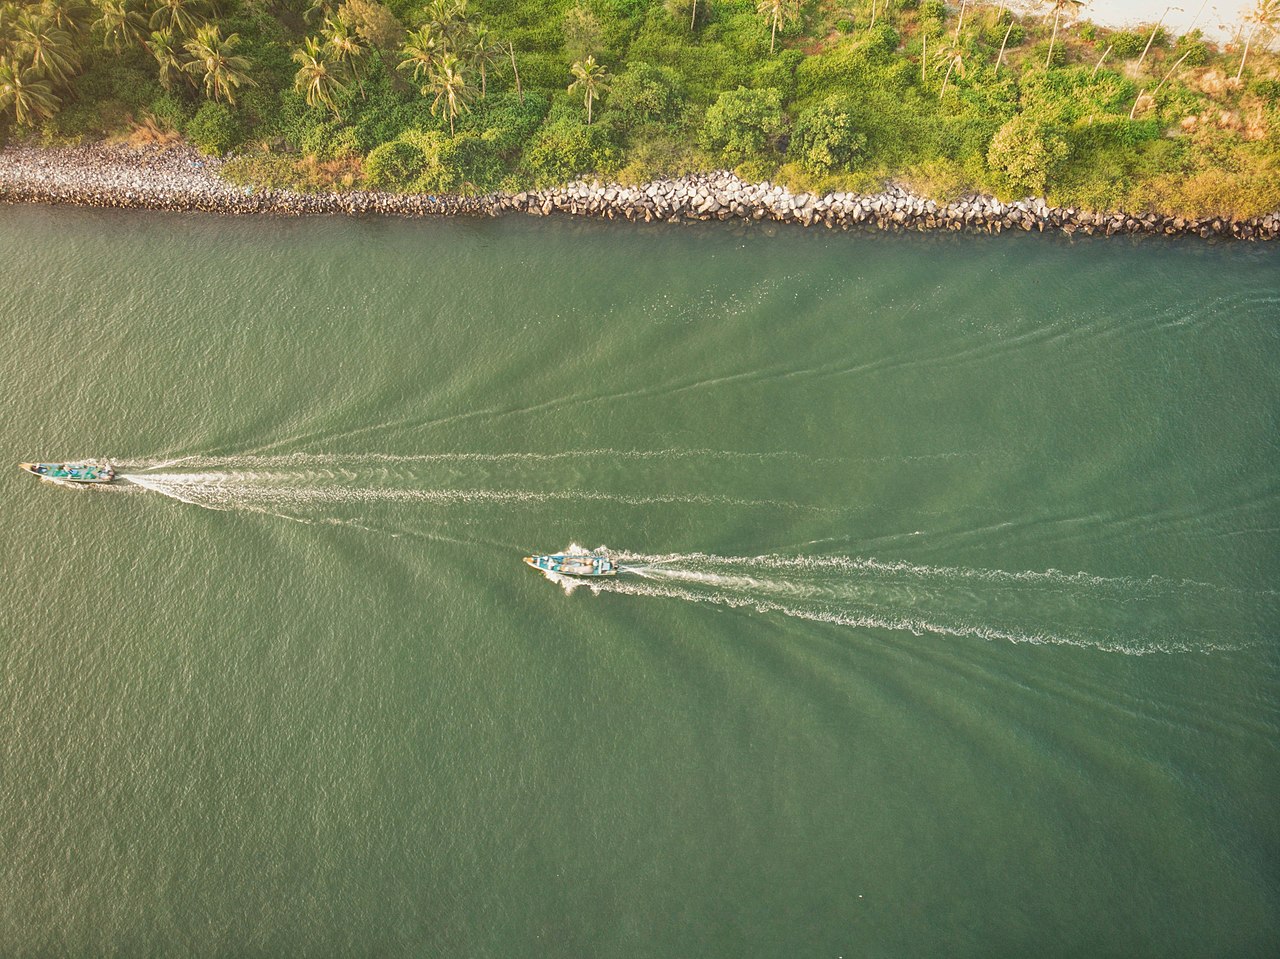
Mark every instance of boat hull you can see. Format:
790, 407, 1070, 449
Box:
524, 554, 618, 577
19, 461, 115, 484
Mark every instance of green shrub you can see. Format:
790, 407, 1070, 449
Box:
364, 138, 426, 190
699, 86, 784, 166
1174, 31, 1210, 67
1079, 22, 1097, 42
836, 18, 854, 34
607, 62, 684, 131
867, 22, 900, 55
147, 93, 192, 132
1033, 41, 1067, 68
520, 117, 620, 185
987, 115, 1068, 196
753, 49, 803, 102
186, 101, 242, 156
1109, 31, 1146, 59
918, 0, 945, 22
790, 95, 867, 173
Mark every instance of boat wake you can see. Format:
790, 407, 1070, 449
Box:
535, 548, 1272, 656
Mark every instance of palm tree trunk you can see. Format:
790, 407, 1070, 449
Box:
940, 58, 955, 98
1128, 87, 1146, 120
870, 0, 876, 30
691, 0, 697, 32
921, 31, 927, 84
481, 63, 486, 98
1091, 44, 1112, 78
1046, 10, 1060, 68
1137, 21, 1161, 69
954, 0, 966, 42
771, 15, 777, 54
1235, 31, 1253, 81
508, 41, 523, 105
1154, 50, 1192, 95
997, 21, 1013, 71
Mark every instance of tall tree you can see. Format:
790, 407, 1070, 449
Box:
147, 0, 201, 37
1236, 0, 1280, 80
147, 27, 184, 90
15, 11, 79, 86
756, 0, 800, 55
293, 35, 346, 117
181, 22, 254, 104
428, 51, 471, 135
422, 0, 468, 54
568, 54, 608, 124
466, 24, 500, 98
0, 57, 61, 124
41, 0, 90, 36
94, 0, 146, 53
934, 43, 967, 98
397, 24, 439, 87
1043, 0, 1085, 68
323, 15, 367, 98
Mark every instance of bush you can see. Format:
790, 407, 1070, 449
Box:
364, 139, 426, 190
836, 18, 854, 34
790, 95, 867, 173
918, 0, 945, 22
1174, 31, 1210, 68
987, 114, 1068, 196
607, 62, 684, 131
147, 93, 192, 132
699, 86, 785, 166
1033, 40, 1067, 68
185, 101, 242, 156
520, 117, 620, 185
1109, 31, 1146, 60
866, 22, 900, 55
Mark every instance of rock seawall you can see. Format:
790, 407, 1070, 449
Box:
2, 143, 1277, 241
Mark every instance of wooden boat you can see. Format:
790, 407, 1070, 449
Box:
18, 461, 115, 484
523, 553, 617, 577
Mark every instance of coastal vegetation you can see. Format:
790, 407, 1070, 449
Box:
0, 0, 1278, 216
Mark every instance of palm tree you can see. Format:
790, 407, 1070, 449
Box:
41, 0, 90, 36
398, 25, 439, 87
1236, 0, 1280, 80
147, 27, 184, 90
428, 52, 471, 135
15, 11, 79, 86
996, 15, 1018, 71
467, 24, 501, 98
181, 23, 254, 104
323, 15, 367, 98
934, 43, 967, 98
422, 0, 468, 55
148, 0, 201, 37
1043, 0, 1085, 68
94, 0, 146, 52
568, 54, 608, 124
756, 0, 800, 55
293, 35, 346, 118
0, 57, 61, 124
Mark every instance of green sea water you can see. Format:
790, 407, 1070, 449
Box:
1, 207, 1277, 957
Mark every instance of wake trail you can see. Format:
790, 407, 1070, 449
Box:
540, 548, 1270, 656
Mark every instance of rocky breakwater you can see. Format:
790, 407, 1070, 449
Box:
0, 143, 490, 216
500, 171, 1280, 241
2, 144, 1276, 241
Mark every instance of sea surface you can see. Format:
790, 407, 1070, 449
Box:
1, 207, 1277, 957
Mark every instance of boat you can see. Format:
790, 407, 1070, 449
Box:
523, 553, 618, 577
18, 461, 115, 484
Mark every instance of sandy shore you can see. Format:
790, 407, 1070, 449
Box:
1, 142, 1276, 241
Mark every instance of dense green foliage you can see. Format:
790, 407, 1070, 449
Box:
2, 0, 1280, 216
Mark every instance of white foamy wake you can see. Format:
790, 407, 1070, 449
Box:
537, 548, 1270, 656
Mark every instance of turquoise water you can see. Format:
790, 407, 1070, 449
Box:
1, 207, 1277, 956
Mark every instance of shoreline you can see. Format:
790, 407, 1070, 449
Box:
2, 143, 1277, 241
